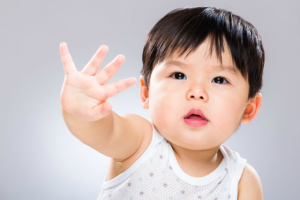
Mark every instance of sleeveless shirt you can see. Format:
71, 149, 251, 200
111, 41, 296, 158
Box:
97, 123, 247, 200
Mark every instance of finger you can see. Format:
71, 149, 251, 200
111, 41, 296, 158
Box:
60, 42, 77, 74
91, 101, 113, 121
95, 54, 125, 85
81, 45, 109, 76
103, 77, 136, 99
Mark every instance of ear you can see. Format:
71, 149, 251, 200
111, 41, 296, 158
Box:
139, 75, 149, 109
241, 93, 262, 124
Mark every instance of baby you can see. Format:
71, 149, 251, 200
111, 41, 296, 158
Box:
60, 6, 264, 200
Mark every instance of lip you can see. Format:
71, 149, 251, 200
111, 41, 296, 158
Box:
184, 118, 208, 127
184, 108, 208, 127
184, 108, 208, 121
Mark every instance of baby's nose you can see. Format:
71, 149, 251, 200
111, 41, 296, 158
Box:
190, 95, 204, 99
186, 88, 208, 101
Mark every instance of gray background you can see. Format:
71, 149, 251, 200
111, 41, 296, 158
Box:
0, 0, 299, 199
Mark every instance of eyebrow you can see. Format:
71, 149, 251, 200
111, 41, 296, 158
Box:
164, 60, 239, 75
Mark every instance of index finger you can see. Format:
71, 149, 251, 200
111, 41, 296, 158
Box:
103, 77, 136, 99
60, 42, 77, 74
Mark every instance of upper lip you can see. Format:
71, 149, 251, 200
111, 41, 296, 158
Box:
184, 108, 208, 121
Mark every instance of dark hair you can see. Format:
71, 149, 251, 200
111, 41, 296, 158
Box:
141, 6, 265, 100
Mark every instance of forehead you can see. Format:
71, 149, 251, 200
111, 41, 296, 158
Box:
157, 38, 239, 75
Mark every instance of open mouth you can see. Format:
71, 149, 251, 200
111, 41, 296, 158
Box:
185, 114, 206, 120
184, 108, 208, 121
184, 108, 208, 127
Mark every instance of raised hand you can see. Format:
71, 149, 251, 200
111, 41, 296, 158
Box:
60, 42, 136, 122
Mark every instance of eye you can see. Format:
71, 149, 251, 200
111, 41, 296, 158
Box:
212, 77, 229, 84
171, 72, 187, 80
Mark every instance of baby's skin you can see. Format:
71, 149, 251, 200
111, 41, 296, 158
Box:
60, 41, 263, 199
60, 43, 136, 122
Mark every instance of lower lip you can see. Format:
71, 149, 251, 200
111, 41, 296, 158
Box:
184, 118, 208, 127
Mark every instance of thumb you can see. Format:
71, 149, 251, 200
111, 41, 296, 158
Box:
92, 101, 113, 121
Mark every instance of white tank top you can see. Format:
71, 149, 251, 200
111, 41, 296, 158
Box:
97, 123, 247, 200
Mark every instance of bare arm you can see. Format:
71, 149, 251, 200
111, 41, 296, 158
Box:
60, 42, 143, 161
238, 163, 263, 200
62, 109, 145, 161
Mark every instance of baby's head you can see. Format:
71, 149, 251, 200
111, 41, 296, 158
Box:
139, 6, 265, 150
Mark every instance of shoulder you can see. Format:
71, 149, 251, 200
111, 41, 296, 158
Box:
237, 163, 263, 200
120, 113, 152, 133
117, 113, 153, 162
105, 114, 153, 181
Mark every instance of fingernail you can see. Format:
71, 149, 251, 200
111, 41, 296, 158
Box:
118, 55, 124, 62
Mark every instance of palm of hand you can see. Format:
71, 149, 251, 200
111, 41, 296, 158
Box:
60, 43, 136, 121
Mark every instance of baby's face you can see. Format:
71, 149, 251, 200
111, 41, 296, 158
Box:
141, 38, 251, 150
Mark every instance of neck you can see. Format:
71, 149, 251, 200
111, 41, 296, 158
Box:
170, 143, 223, 177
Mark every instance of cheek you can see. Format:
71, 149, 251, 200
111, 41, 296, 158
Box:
148, 84, 183, 127
149, 91, 171, 126
212, 94, 244, 132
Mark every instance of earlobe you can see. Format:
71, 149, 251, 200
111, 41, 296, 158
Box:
241, 93, 262, 124
143, 97, 149, 108
139, 75, 149, 109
